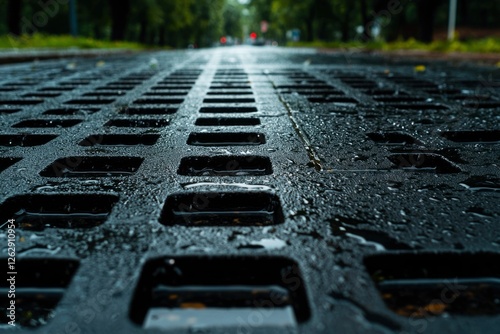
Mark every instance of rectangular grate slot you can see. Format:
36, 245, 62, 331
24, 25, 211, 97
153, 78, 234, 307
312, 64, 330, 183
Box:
203, 98, 255, 103
129, 256, 309, 330
285, 89, 344, 95
0, 194, 119, 230
367, 132, 421, 145
39, 87, 74, 92
160, 192, 284, 226
277, 84, 332, 90
200, 107, 258, 114
0, 259, 79, 328
119, 107, 177, 115
79, 134, 160, 146
195, 117, 261, 126
0, 99, 44, 105
83, 92, 125, 97
22, 93, 60, 98
387, 103, 449, 110
374, 96, 427, 103
211, 80, 250, 84
0, 157, 22, 173
40, 156, 144, 177
363, 89, 408, 96
210, 85, 251, 90
143, 92, 188, 96
134, 98, 184, 105
440, 130, 500, 143
187, 132, 265, 146
178, 156, 272, 176
462, 101, 500, 109
12, 119, 82, 128
0, 134, 57, 147
207, 91, 253, 95
388, 153, 461, 173
365, 253, 500, 317
105, 119, 169, 128
158, 81, 195, 85
99, 85, 134, 90
307, 96, 357, 103
43, 108, 99, 116
64, 99, 115, 105
0, 108, 22, 114
62, 80, 91, 85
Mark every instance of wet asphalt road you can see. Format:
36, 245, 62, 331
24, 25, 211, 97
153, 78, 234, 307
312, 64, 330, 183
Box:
0, 46, 499, 333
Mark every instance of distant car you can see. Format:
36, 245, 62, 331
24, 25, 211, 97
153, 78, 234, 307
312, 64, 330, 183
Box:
252, 38, 265, 46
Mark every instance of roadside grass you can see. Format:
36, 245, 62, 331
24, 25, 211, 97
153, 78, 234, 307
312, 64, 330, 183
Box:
288, 37, 500, 54
0, 34, 148, 50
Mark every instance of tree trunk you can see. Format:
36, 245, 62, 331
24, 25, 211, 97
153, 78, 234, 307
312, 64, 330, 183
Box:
306, 20, 314, 42
158, 26, 166, 46
341, 1, 353, 42
417, 0, 436, 43
459, 0, 468, 26
109, 0, 130, 41
341, 22, 350, 42
139, 19, 148, 44
7, 0, 23, 35
93, 25, 102, 39
360, 0, 370, 41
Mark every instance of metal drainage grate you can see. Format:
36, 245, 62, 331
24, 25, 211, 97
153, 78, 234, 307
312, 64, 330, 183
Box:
0, 49, 499, 333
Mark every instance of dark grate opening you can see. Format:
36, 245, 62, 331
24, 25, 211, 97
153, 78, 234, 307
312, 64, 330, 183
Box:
119, 107, 177, 115
134, 98, 184, 105
143, 91, 188, 96
367, 132, 422, 145
22, 93, 61, 98
40, 156, 144, 177
0, 99, 44, 105
0, 259, 79, 328
0, 157, 22, 173
462, 101, 500, 109
129, 256, 309, 329
210, 85, 251, 90
207, 91, 253, 95
99, 85, 135, 90
39, 87, 74, 92
386, 103, 449, 110
178, 156, 273, 176
160, 192, 284, 226
199, 107, 258, 114
365, 252, 500, 317
203, 98, 256, 104
195, 117, 261, 126
187, 132, 265, 146
64, 99, 115, 105
0, 108, 22, 115
308, 96, 357, 103
79, 134, 160, 146
0, 194, 119, 230
373, 96, 426, 103
440, 130, 500, 143
388, 153, 461, 173
83, 92, 126, 97
0, 134, 57, 147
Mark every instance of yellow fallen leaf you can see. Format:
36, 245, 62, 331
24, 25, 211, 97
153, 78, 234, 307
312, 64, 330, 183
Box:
414, 65, 426, 72
180, 302, 206, 309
